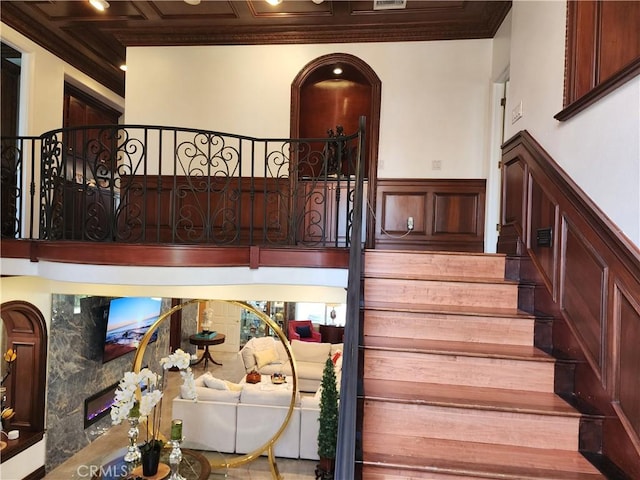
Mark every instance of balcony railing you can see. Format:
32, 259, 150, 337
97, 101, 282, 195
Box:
1, 122, 365, 248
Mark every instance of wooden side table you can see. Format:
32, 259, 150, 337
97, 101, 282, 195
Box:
319, 325, 344, 344
189, 333, 226, 369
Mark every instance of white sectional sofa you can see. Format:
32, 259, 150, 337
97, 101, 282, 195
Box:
235, 382, 301, 459
239, 337, 343, 393
172, 350, 342, 461
172, 374, 240, 453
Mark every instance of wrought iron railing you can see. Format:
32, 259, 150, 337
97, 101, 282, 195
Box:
1, 123, 365, 247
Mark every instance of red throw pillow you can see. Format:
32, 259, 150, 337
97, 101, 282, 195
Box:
332, 351, 342, 365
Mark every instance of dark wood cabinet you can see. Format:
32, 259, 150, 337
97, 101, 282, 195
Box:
319, 324, 344, 344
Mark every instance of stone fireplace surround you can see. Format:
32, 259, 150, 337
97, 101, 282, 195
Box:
45, 295, 197, 471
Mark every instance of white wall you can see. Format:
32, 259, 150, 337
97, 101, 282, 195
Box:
125, 40, 493, 180
505, 0, 640, 246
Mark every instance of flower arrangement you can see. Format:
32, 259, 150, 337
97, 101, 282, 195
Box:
1, 348, 17, 429
161, 349, 197, 401
110, 348, 195, 458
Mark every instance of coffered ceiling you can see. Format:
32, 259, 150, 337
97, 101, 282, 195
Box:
1, 1, 511, 96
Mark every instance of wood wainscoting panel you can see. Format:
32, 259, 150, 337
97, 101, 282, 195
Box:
616, 287, 640, 445
528, 175, 559, 294
561, 221, 607, 374
499, 131, 640, 476
375, 179, 485, 252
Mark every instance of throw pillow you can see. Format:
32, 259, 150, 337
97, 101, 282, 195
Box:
254, 347, 279, 369
296, 325, 312, 338
224, 380, 243, 392
332, 350, 343, 371
203, 375, 228, 390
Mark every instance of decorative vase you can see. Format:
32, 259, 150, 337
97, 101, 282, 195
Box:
123, 417, 141, 463
141, 445, 162, 476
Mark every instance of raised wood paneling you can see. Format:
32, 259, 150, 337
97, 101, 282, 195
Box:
498, 131, 640, 476
558, 0, 640, 120
375, 179, 485, 252
562, 223, 606, 372
616, 288, 640, 442
528, 176, 558, 292
121, 175, 289, 244
503, 159, 525, 228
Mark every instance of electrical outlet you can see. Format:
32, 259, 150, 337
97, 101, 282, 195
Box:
432, 159, 442, 170
407, 216, 414, 231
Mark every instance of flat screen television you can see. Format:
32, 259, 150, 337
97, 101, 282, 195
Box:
103, 297, 162, 363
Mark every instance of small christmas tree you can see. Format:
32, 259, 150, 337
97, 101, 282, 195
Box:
317, 356, 339, 465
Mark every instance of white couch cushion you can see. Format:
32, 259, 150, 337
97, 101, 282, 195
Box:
291, 339, 331, 363
296, 361, 324, 382
194, 387, 241, 402
240, 385, 295, 407
203, 374, 228, 390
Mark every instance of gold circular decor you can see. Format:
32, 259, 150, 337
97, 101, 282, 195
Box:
131, 299, 297, 479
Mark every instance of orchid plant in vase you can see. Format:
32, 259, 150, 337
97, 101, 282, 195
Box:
111, 368, 164, 464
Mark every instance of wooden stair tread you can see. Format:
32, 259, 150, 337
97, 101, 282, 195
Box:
363, 336, 555, 362
363, 272, 518, 284
364, 301, 536, 319
361, 379, 581, 417
362, 437, 606, 479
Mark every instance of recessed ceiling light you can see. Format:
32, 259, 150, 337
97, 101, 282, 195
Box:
266, 0, 283, 5
89, 0, 110, 11
333, 67, 343, 75
119, 64, 127, 72
184, 0, 201, 5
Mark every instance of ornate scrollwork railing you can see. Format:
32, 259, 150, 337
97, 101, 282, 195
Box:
1, 123, 365, 247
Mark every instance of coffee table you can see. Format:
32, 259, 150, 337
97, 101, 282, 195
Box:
189, 333, 226, 369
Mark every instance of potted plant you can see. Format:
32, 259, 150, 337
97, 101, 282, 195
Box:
317, 356, 339, 478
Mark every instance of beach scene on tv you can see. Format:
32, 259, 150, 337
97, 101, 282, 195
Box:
103, 297, 162, 363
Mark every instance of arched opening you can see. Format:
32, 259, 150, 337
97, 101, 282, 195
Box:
291, 53, 381, 248
0, 300, 47, 463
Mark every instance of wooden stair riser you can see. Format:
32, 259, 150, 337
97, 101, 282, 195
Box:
365, 278, 518, 309
364, 350, 555, 392
364, 310, 534, 346
362, 401, 580, 451
365, 251, 506, 280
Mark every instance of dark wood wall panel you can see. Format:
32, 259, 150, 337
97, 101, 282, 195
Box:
562, 223, 606, 372
375, 179, 485, 252
122, 176, 289, 244
558, 0, 640, 120
617, 288, 640, 441
433, 193, 478, 234
528, 177, 558, 291
503, 159, 525, 229
498, 131, 640, 476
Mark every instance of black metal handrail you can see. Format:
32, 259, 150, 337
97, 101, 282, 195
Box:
1, 123, 365, 247
335, 116, 366, 479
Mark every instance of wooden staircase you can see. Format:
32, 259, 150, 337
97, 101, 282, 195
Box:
359, 250, 608, 479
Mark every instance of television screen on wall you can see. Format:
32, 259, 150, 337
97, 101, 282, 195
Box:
103, 297, 162, 363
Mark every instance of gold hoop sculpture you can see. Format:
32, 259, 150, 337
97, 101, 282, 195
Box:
131, 298, 298, 480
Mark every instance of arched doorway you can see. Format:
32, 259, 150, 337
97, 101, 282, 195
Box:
291, 53, 381, 248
